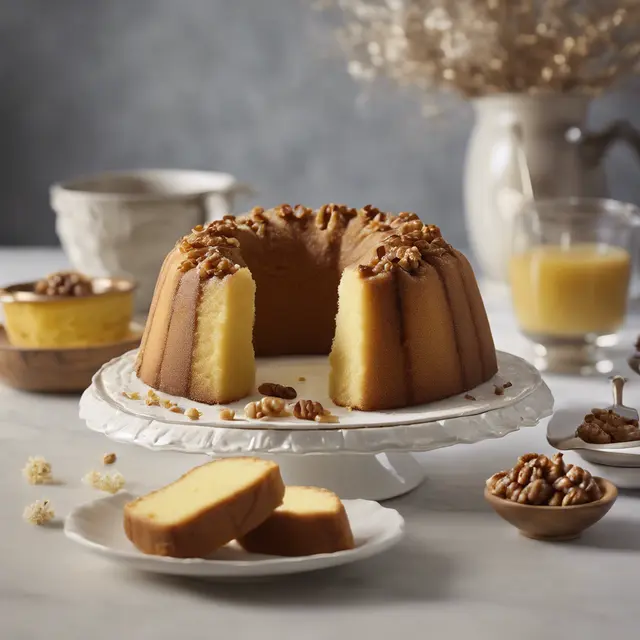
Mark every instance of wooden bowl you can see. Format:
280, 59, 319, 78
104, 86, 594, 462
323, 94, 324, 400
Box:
484, 478, 617, 541
0, 323, 142, 393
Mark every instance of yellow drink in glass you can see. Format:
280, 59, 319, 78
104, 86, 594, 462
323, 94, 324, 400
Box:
510, 244, 631, 339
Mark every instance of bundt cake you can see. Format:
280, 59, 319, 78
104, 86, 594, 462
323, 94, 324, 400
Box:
135, 204, 497, 410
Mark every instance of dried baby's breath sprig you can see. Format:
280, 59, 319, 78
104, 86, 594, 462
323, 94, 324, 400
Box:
23, 500, 55, 526
319, 1, 640, 108
22, 456, 53, 485
83, 470, 126, 494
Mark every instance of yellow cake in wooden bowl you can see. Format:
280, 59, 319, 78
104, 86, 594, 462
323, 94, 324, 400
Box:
0, 271, 135, 348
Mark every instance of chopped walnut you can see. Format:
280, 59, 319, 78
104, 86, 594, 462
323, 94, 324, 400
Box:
576, 408, 640, 444
293, 400, 326, 421
122, 391, 141, 401
244, 397, 289, 419
219, 408, 235, 421
103, 453, 117, 465
23, 500, 55, 526
34, 271, 92, 297
258, 382, 297, 400
185, 408, 202, 420
145, 390, 160, 406
22, 456, 53, 485
83, 470, 125, 494
486, 453, 603, 506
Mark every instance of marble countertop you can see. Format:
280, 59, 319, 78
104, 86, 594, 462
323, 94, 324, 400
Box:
2, 249, 640, 640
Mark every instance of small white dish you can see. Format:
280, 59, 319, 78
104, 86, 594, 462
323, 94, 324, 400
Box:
64, 492, 405, 580
547, 407, 640, 467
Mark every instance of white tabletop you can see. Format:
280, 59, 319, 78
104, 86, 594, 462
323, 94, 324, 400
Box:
2, 249, 639, 640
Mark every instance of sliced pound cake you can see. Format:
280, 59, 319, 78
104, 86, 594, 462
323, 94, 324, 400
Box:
124, 457, 285, 558
238, 486, 355, 557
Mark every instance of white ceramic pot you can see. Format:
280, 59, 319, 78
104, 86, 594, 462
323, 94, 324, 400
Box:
464, 94, 640, 284
50, 169, 252, 313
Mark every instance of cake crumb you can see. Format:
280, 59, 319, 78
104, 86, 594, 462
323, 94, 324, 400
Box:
169, 406, 185, 414
83, 470, 125, 494
161, 399, 177, 410
145, 390, 160, 406
219, 408, 235, 421
494, 385, 505, 396
23, 500, 54, 526
298, 376, 306, 382
122, 391, 141, 401
185, 407, 202, 420
103, 452, 117, 465
315, 413, 339, 424
503, 381, 512, 389
464, 394, 476, 401
22, 456, 53, 485
347, 406, 354, 412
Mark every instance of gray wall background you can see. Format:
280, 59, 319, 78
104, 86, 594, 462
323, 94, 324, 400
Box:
2, 0, 640, 251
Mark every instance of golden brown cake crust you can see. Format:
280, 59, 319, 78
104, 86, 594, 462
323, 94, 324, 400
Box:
135, 203, 498, 409
123, 458, 285, 558
237, 486, 355, 557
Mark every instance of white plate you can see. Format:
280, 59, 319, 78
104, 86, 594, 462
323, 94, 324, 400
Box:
64, 492, 405, 580
97, 350, 541, 430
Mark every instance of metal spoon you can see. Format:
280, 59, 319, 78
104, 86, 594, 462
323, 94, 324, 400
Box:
547, 375, 640, 452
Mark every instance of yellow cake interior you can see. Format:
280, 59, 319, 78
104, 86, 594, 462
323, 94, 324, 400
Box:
190, 268, 256, 403
328, 267, 367, 406
276, 486, 342, 515
128, 457, 276, 525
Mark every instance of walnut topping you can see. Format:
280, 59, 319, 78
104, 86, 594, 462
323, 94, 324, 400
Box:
83, 470, 125, 494
103, 453, 117, 465
244, 397, 290, 419
145, 390, 160, 406
177, 219, 241, 278
23, 500, 55, 526
486, 453, 603, 506
219, 408, 235, 421
22, 456, 53, 485
576, 408, 640, 444
258, 382, 297, 400
357, 219, 450, 278
34, 271, 93, 297
185, 407, 202, 420
122, 391, 141, 401
292, 399, 326, 421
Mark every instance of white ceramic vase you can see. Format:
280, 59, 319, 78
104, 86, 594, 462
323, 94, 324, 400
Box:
464, 94, 640, 284
50, 169, 252, 313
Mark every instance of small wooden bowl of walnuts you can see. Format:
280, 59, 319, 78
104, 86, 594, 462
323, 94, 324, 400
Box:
485, 453, 617, 541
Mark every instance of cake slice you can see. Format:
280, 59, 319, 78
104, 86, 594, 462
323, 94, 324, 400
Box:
123, 457, 285, 558
237, 486, 355, 557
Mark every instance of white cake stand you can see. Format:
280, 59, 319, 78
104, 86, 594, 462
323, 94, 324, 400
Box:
79, 350, 554, 500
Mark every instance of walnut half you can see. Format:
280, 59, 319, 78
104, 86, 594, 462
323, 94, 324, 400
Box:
486, 453, 603, 506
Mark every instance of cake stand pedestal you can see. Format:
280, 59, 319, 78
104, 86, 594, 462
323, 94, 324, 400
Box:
79, 350, 554, 500
227, 453, 425, 501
